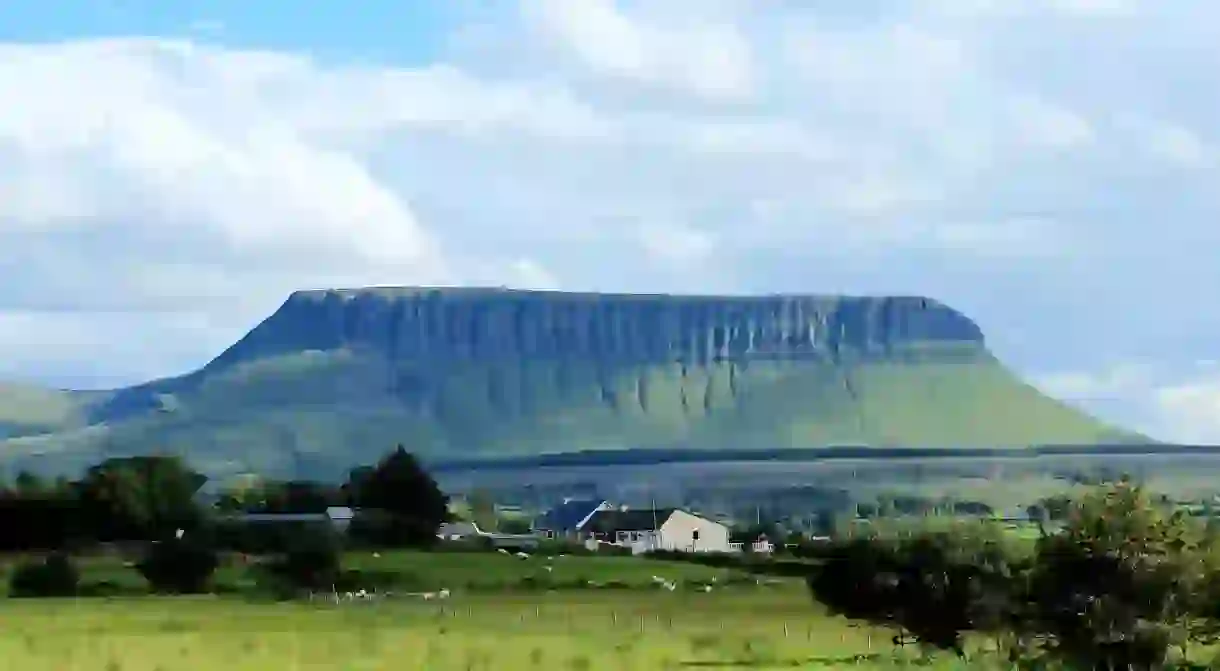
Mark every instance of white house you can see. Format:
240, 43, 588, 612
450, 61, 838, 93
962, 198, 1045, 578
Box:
582, 508, 731, 554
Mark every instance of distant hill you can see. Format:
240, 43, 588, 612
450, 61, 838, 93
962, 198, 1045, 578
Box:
0, 287, 1142, 480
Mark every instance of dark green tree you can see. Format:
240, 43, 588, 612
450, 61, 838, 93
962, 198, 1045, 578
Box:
76, 455, 208, 541
345, 445, 448, 548
806, 528, 1022, 659
137, 535, 220, 594
1021, 480, 1215, 670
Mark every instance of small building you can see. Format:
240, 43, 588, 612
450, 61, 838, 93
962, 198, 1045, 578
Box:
582, 508, 731, 554
436, 520, 542, 551
531, 498, 612, 540
437, 520, 482, 540
222, 506, 355, 533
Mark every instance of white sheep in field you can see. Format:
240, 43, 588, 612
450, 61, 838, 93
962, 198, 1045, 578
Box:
514, 551, 530, 559
498, 548, 510, 555
421, 588, 450, 600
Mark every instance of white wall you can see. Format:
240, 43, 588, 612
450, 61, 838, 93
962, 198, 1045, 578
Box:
657, 510, 730, 553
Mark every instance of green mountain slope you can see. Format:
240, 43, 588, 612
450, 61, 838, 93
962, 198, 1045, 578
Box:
0, 288, 1140, 480
0, 383, 93, 439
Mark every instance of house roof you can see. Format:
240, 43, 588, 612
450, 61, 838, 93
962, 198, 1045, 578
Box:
584, 509, 677, 533
535, 499, 606, 531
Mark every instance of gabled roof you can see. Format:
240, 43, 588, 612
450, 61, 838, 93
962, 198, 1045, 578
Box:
584, 508, 677, 534
534, 499, 606, 531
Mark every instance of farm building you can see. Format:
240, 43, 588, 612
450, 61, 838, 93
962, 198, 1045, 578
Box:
436, 520, 542, 551
221, 506, 355, 533
436, 521, 481, 540
531, 498, 612, 540
582, 508, 731, 554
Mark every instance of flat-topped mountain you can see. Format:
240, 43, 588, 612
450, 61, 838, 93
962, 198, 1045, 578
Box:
0, 287, 1140, 480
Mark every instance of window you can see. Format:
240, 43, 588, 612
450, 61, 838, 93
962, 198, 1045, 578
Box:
692, 530, 700, 542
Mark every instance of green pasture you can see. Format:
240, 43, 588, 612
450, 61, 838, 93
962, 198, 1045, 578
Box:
0, 548, 760, 597
0, 591, 982, 670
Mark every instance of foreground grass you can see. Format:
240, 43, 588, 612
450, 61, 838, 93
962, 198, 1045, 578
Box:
0, 591, 980, 670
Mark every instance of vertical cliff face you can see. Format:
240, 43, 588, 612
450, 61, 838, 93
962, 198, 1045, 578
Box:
206, 288, 987, 370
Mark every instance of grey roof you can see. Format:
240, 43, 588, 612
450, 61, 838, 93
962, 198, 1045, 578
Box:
534, 499, 606, 531
584, 509, 676, 534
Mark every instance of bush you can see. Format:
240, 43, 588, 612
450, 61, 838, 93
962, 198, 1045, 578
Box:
346, 510, 434, 549
137, 537, 220, 594
806, 530, 1022, 659
1018, 480, 1216, 670
8, 552, 79, 597
259, 530, 342, 594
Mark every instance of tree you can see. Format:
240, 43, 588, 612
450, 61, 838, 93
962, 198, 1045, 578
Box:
1020, 480, 1217, 670
13, 470, 45, 497
259, 529, 343, 595
345, 445, 448, 548
806, 527, 1023, 659
76, 456, 208, 541
137, 535, 220, 594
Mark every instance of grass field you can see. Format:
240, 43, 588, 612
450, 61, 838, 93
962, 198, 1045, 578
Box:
0, 548, 763, 596
0, 549, 989, 669
0, 591, 977, 670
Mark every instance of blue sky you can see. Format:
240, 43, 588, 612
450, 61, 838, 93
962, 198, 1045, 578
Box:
0, 0, 454, 61
0, 0, 1217, 441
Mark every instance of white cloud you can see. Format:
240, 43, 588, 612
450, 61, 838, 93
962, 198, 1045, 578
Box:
1008, 97, 1095, 149
1144, 123, 1211, 168
1155, 379, 1220, 443
522, 0, 755, 102
1036, 362, 1220, 443
636, 223, 716, 265
1036, 363, 1156, 400
506, 259, 561, 289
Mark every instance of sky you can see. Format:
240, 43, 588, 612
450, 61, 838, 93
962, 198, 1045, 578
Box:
0, 0, 1217, 442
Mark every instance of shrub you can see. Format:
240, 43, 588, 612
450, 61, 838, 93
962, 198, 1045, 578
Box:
806, 530, 1022, 659
1019, 480, 1216, 670
137, 537, 220, 594
8, 552, 79, 597
259, 530, 342, 594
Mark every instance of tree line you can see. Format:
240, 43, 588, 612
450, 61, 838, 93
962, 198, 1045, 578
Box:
806, 479, 1220, 669
0, 445, 449, 552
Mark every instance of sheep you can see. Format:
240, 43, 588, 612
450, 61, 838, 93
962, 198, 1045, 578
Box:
498, 548, 510, 555
421, 588, 450, 601
514, 551, 530, 559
